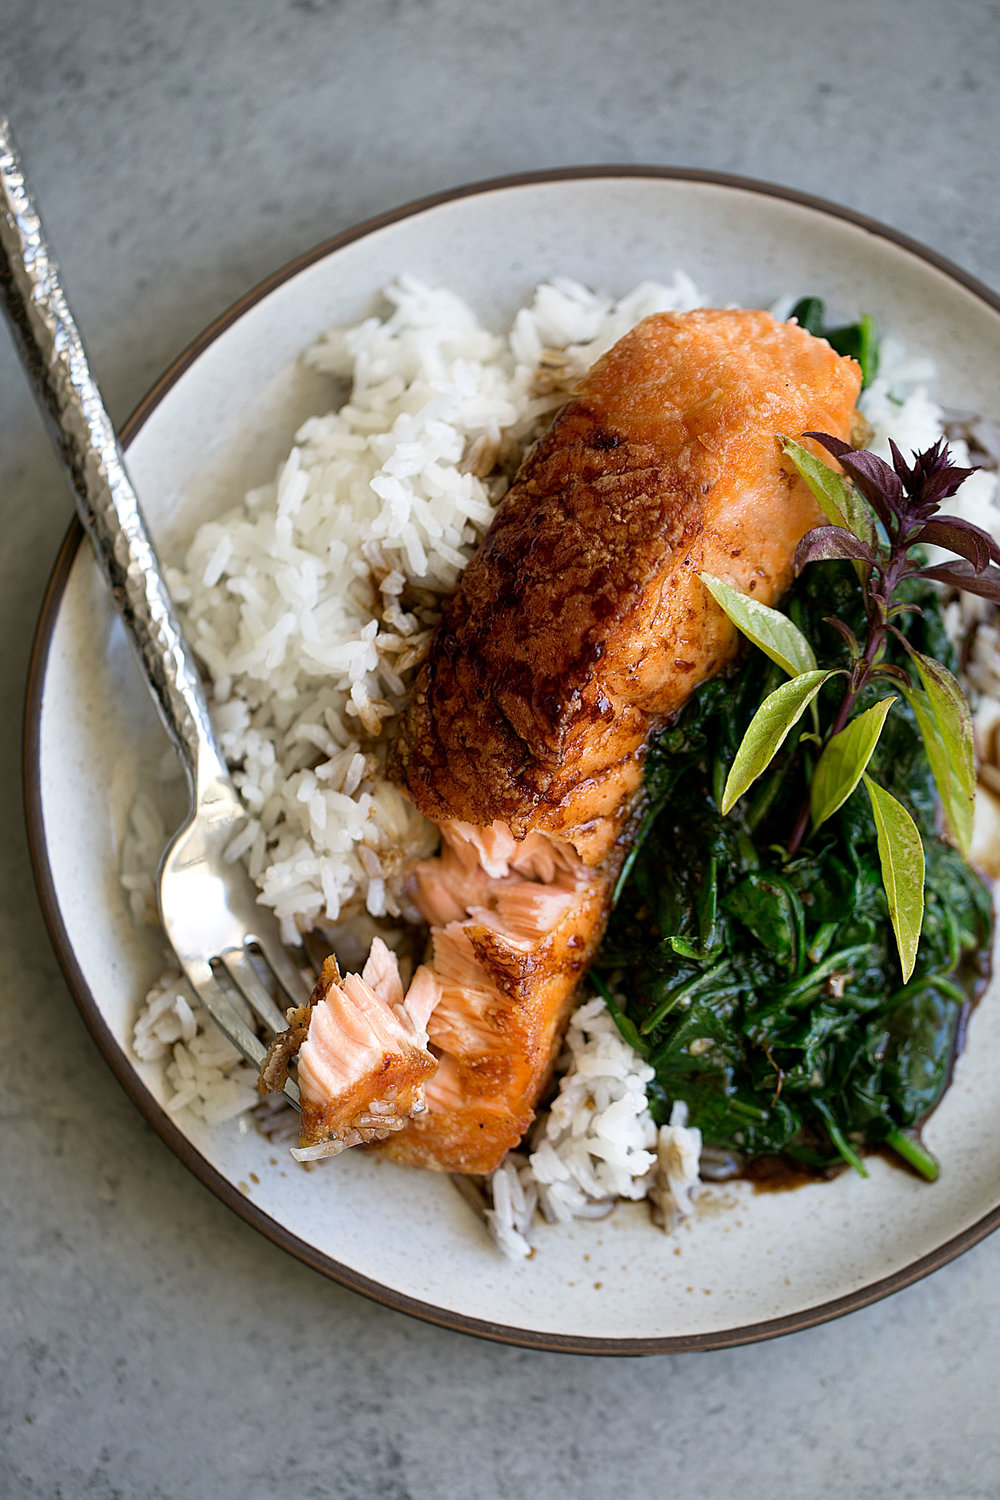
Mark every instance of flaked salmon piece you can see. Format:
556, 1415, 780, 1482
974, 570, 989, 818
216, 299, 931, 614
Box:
443, 819, 583, 883
269, 950, 437, 1160
466, 882, 578, 948
379, 854, 613, 1174
362, 823, 605, 1174
400, 964, 441, 1035
360, 935, 440, 1038
444, 819, 522, 878
390, 307, 862, 866
361, 937, 406, 1011
406, 820, 582, 926
263, 833, 598, 1173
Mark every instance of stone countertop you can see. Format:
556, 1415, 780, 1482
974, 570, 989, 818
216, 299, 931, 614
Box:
3, 2, 1000, 1496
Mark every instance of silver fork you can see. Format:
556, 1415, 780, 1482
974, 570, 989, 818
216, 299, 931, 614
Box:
0, 116, 306, 1106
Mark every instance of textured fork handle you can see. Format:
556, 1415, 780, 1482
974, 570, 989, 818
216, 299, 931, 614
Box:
0, 115, 226, 792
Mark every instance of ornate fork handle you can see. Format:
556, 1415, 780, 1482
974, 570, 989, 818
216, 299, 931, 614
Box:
0, 114, 226, 794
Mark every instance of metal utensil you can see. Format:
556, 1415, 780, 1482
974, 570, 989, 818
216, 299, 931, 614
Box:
0, 115, 305, 1106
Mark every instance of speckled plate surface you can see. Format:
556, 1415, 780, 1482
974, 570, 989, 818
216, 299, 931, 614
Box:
25, 169, 1000, 1352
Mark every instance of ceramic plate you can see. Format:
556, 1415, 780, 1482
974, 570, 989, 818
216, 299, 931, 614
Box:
25, 168, 1000, 1353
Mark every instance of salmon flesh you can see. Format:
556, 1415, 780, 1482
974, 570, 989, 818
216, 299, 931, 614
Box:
262, 307, 862, 1174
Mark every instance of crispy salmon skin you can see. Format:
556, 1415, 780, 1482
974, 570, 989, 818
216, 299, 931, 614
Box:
390, 308, 862, 864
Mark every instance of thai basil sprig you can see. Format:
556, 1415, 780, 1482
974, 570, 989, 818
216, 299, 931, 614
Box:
700, 433, 1000, 982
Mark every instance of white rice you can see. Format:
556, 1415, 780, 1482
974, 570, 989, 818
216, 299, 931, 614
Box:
126, 276, 1000, 1258
132, 967, 260, 1126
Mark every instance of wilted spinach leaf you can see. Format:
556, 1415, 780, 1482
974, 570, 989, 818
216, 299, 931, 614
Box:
595, 564, 992, 1179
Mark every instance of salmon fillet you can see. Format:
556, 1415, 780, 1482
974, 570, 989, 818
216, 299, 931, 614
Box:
391, 308, 862, 865
264, 307, 862, 1176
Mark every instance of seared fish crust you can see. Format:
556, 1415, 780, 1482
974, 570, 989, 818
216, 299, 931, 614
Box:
391, 308, 862, 866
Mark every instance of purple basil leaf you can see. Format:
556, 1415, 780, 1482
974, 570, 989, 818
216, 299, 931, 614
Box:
871, 662, 912, 686
943, 573, 1000, 602
919, 465, 977, 506
804, 431, 852, 461
823, 615, 861, 657
919, 561, 1000, 602
888, 438, 915, 488
891, 435, 944, 486
934, 513, 1000, 563
886, 599, 925, 624
836, 449, 904, 517
889, 436, 944, 491
803, 432, 893, 525
803, 434, 897, 529
888, 436, 976, 509
915, 437, 960, 479
913, 518, 995, 571
794, 525, 876, 573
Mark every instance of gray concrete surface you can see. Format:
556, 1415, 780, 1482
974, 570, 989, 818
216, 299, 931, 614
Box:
3, 2, 1000, 1496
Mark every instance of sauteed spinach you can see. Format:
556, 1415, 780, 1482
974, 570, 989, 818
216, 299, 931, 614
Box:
595, 563, 992, 1178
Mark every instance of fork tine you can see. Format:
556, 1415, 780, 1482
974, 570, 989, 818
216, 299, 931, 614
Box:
181, 958, 265, 1065
181, 959, 300, 1110
249, 930, 315, 1007
218, 946, 290, 1034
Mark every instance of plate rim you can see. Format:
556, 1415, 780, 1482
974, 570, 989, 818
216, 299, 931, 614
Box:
23, 163, 1000, 1355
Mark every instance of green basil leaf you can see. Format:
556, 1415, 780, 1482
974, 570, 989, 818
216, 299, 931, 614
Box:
902, 685, 974, 858
780, 436, 879, 552
903, 645, 976, 806
862, 774, 925, 983
810, 696, 897, 827
699, 573, 817, 677
721, 670, 835, 815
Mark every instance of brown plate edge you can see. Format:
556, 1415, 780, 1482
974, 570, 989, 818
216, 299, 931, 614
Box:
22, 162, 1000, 1357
